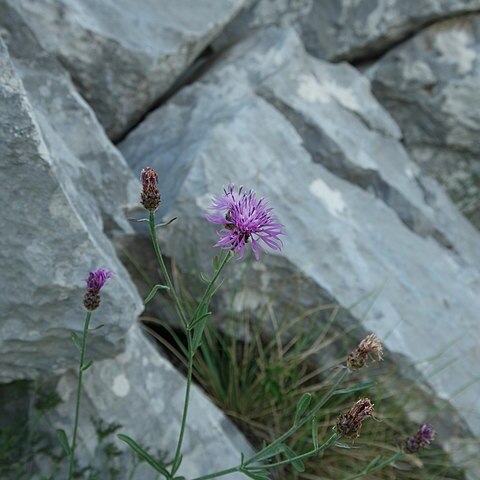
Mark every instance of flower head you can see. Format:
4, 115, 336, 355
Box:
83, 268, 112, 311
206, 185, 285, 260
336, 398, 374, 438
140, 166, 161, 211
347, 333, 383, 370
405, 423, 436, 453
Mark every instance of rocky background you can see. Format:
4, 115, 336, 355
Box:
1, 1, 480, 479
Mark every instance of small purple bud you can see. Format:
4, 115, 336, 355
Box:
405, 423, 436, 453
84, 268, 112, 311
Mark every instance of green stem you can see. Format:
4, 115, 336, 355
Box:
170, 331, 193, 477
190, 369, 349, 480
68, 310, 92, 480
343, 451, 403, 480
190, 466, 240, 480
148, 210, 188, 327
245, 368, 349, 466
171, 252, 233, 475
189, 251, 232, 329
255, 433, 339, 470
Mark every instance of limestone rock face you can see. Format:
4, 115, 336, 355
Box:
215, 0, 480, 61
36, 325, 251, 479
369, 14, 480, 228
120, 28, 480, 442
0, 22, 142, 382
5, 0, 246, 139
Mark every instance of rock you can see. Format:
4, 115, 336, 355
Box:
214, 0, 480, 61
34, 324, 251, 479
119, 26, 480, 456
4, 0, 246, 139
369, 14, 480, 228
0, 24, 142, 382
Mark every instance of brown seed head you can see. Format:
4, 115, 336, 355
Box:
336, 398, 374, 438
347, 333, 383, 370
140, 166, 161, 211
83, 290, 101, 311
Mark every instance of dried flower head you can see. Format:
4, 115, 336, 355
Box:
347, 333, 383, 370
140, 166, 161, 211
206, 185, 285, 260
336, 398, 374, 438
405, 424, 436, 453
83, 268, 112, 311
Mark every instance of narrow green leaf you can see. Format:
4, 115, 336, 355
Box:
213, 255, 220, 271
311, 417, 318, 449
191, 304, 211, 351
117, 434, 169, 476
365, 455, 382, 470
82, 360, 94, 372
334, 441, 358, 449
89, 323, 104, 331
294, 393, 312, 425
143, 284, 170, 305
199, 272, 210, 284
254, 443, 285, 463
155, 217, 177, 228
334, 381, 376, 395
281, 445, 305, 473
189, 311, 211, 330
244, 469, 271, 480
171, 453, 183, 476
192, 321, 206, 352
70, 332, 82, 351
173, 477, 186, 480
56, 428, 71, 456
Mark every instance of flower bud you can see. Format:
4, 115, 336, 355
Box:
140, 166, 161, 211
405, 424, 436, 453
336, 398, 374, 438
347, 333, 383, 370
83, 268, 112, 311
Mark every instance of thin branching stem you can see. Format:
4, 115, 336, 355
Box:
170, 330, 193, 476
170, 251, 233, 476
245, 368, 349, 466
254, 433, 339, 469
68, 310, 92, 480
191, 369, 349, 480
148, 210, 188, 327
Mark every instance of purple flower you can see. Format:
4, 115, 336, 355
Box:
206, 185, 285, 260
405, 423, 436, 453
86, 268, 113, 292
84, 268, 112, 311
417, 424, 436, 444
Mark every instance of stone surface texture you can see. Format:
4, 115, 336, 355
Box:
5, 0, 246, 139
120, 28, 480, 446
0, 19, 142, 382
35, 324, 250, 479
369, 14, 480, 228
214, 0, 480, 61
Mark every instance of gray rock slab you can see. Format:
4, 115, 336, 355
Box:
214, 0, 480, 61
5, 0, 246, 139
119, 26, 480, 455
35, 324, 251, 479
369, 14, 480, 228
0, 28, 142, 381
